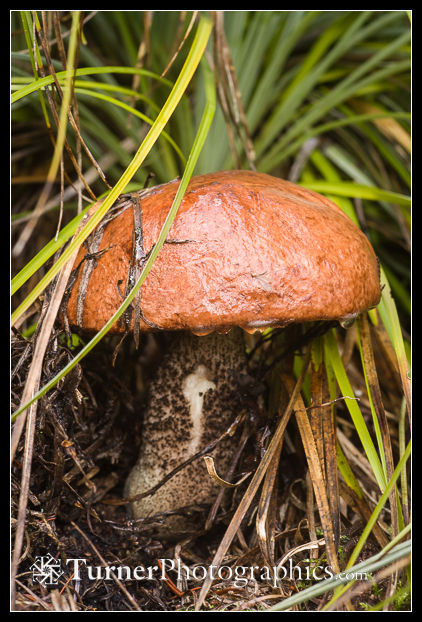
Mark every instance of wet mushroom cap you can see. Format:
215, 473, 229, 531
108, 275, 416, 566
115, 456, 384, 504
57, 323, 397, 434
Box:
65, 170, 381, 334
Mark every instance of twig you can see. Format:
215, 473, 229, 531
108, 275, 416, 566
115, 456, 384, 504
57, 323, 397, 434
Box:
70, 521, 141, 611
11, 205, 99, 608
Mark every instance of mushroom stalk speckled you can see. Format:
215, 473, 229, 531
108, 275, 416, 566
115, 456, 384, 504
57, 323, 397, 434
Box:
124, 328, 248, 534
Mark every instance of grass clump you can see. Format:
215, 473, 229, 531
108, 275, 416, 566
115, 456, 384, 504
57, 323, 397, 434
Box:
11, 11, 410, 612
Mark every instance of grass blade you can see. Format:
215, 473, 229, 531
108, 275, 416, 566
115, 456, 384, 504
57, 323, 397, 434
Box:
301, 181, 410, 207
11, 16, 213, 328
323, 328, 386, 491
324, 440, 411, 609
11, 51, 216, 423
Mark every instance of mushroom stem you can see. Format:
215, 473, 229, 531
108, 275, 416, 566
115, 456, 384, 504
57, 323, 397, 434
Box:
125, 327, 248, 534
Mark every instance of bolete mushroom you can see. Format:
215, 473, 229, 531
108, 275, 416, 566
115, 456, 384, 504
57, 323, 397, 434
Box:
64, 170, 381, 535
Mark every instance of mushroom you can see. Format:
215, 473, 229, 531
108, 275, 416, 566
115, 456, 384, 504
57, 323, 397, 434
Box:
64, 170, 381, 535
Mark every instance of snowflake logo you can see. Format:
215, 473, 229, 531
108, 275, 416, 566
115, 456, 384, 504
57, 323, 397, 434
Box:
30, 554, 64, 587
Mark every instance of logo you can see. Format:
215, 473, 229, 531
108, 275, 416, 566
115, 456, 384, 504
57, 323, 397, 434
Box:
30, 554, 64, 587
28, 556, 362, 590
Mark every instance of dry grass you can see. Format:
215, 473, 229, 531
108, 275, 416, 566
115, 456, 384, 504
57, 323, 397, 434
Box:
11, 316, 409, 611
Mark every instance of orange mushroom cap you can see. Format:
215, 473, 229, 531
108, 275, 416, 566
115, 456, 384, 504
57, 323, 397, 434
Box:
65, 170, 381, 335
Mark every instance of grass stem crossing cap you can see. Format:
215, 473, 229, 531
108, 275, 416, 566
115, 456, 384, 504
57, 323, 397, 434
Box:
66, 170, 381, 335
